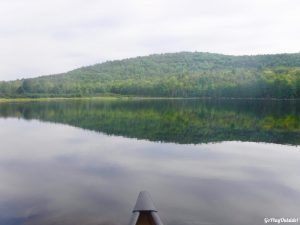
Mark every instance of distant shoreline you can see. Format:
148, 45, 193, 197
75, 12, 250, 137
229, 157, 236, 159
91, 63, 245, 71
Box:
1, 96, 300, 103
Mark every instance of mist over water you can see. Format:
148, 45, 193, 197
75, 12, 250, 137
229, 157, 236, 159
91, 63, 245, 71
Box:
0, 99, 300, 225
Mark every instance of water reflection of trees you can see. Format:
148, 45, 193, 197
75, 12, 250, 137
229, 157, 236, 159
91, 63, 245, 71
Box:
0, 99, 299, 145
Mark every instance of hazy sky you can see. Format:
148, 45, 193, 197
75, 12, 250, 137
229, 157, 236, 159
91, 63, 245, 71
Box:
0, 0, 299, 81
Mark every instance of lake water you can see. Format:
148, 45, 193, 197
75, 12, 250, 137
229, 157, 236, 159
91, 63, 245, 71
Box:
0, 99, 299, 225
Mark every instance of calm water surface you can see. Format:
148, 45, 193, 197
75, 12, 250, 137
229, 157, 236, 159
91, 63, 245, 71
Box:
0, 99, 299, 225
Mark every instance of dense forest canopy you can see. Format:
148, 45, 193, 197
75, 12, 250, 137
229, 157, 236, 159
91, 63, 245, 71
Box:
1, 52, 300, 98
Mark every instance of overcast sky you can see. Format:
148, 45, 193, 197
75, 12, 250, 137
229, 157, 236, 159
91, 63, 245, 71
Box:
0, 0, 299, 81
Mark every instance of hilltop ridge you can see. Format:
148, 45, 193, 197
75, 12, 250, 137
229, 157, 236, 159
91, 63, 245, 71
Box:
1, 52, 300, 98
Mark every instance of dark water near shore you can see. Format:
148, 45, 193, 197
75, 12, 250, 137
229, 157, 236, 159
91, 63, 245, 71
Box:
0, 99, 300, 225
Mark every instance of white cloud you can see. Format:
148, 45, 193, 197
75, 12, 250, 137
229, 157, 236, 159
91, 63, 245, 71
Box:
0, 0, 299, 80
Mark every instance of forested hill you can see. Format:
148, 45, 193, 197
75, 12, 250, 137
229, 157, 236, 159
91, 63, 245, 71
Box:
1, 52, 300, 98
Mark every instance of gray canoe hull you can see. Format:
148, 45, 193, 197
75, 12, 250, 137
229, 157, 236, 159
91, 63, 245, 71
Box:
128, 191, 164, 225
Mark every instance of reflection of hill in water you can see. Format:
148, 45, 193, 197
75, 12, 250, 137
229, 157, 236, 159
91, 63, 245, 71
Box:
0, 99, 300, 145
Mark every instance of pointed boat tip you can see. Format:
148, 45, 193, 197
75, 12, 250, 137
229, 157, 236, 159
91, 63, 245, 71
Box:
133, 191, 157, 212
129, 191, 164, 225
